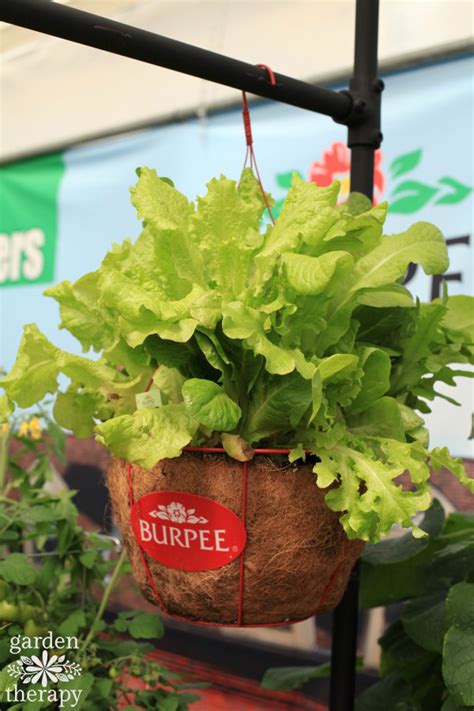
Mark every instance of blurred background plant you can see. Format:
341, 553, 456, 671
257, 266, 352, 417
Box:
356, 500, 474, 711
261, 501, 474, 711
0, 405, 200, 710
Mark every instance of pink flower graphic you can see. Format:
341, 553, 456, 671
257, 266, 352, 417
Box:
309, 141, 385, 203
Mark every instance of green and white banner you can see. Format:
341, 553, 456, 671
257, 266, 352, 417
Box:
0, 154, 65, 287
0, 56, 472, 456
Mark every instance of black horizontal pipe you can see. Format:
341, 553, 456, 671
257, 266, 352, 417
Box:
0, 0, 353, 122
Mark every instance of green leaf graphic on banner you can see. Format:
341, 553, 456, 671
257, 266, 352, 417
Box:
435, 177, 473, 205
389, 180, 439, 213
0, 152, 65, 288
390, 149, 422, 178
276, 171, 303, 189
271, 197, 285, 220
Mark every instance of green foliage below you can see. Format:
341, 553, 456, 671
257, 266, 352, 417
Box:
0, 416, 198, 710
261, 663, 330, 690
357, 504, 474, 710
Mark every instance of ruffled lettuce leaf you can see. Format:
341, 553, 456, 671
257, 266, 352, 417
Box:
315, 438, 432, 542
1, 324, 151, 435
429, 447, 474, 494
96, 405, 197, 469
44, 272, 115, 352
181, 378, 241, 431
54, 389, 104, 439
152, 366, 185, 404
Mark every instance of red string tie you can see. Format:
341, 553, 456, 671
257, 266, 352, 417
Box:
256, 63, 277, 86
242, 92, 253, 147
240, 63, 277, 225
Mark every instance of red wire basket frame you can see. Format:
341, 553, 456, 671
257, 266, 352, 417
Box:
127, 447, 343, 628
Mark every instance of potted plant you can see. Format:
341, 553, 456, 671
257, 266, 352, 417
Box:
1, 168, 473, 626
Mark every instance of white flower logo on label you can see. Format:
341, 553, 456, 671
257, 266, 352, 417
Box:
149, 501, 208, 524
8, 650, 82, 686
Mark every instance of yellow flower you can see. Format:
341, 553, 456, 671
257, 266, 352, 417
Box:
18, 421, 29, 437
1, 422, 8, 434
28, 417, 42, 440
17, 417, 43, 439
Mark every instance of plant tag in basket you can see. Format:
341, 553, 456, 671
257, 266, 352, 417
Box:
131, 491, 247, 571
135, 388, 162, 410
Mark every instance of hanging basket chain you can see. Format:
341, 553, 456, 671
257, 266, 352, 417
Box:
240, 64, 277, 225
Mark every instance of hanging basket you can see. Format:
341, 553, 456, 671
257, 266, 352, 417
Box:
106, 448, 363, 627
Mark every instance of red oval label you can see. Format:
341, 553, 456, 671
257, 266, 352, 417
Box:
130, 491, 247, 571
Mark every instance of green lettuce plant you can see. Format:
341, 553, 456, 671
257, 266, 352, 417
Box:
1, 169, 473, 542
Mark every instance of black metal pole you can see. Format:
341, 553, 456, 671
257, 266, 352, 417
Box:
0, 0, 353, 123
348, 0, 383, 198
330, 2, 382, 711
